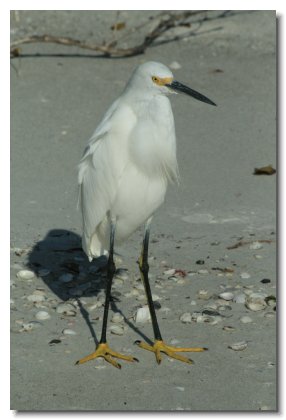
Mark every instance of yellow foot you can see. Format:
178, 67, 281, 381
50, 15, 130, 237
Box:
76, 342, 139, 369
135, 339, 207, 365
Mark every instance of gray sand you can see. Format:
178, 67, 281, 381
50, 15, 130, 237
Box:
11, 10, 276, 411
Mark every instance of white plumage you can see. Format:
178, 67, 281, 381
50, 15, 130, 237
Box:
78, 62, 178, 261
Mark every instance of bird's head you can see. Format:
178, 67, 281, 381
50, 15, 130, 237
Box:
127, 61, 216, 106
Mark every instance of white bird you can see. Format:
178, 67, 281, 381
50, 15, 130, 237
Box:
76, 61, 216, 369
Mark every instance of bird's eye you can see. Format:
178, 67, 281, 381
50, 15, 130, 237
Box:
152, 76, 159, 83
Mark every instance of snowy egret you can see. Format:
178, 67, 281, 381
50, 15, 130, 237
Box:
76, 61, 216, 368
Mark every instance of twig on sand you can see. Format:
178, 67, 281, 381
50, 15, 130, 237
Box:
10, 11, 231, 58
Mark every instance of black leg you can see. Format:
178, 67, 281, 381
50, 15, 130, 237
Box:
99, 221, 116, 344
139, 224, 163, 341
76, 219, 138, 367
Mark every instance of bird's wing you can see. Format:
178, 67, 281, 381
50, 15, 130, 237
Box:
78, 98, 136, 255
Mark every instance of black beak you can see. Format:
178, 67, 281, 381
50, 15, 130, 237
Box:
166, 80, 216, 106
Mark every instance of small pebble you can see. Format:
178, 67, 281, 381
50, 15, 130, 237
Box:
196, 260, 205, 265
223, 325, 235, 332
254, 254, 263, 259
240, 316, 253, 324
134, 306, 151, 323
261, 278, 271, 284
233, 293, 246, 304
17, 270, 35, 280
169, 61, 182, 70
249, 241, 263, 250
56, 302, 77, 316
240, 272, 251, 279
109, 325, 124, 335
49, 339, 61, 345
20, 321, 42, 332
175, 386, 185, 391
264, 312, 275, 319
62, 328, 77, 335
111, 312, 124, 323
197, 289, 212, 300
163, 268, 176, 276
179, 312, 192, 323
27, 293, 46, 303
114, 268, 129, 281
170, 339, 180, 345
35, 311, 51, 320
228, 341, 248, 351
198, 269, 209, 275
219, 292, 234, 301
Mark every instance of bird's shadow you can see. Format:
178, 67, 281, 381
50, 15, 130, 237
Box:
27, 228, 152, 346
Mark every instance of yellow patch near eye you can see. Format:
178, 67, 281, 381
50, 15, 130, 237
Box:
152, 76, 173, 86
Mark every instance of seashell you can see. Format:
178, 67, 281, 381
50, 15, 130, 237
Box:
223, 325, 235, 332
27, 293, 46, 303
233, 293, 246, 304
20, 321, 42, 332
58, 273, 74, 283
113, 278, 124, 287
88, 301, 103, 311
114, 256, 123, 265
191, 312, 202, 322
245, 293, 267, 311
203, 302, 217, 310
17, 270, 35, 280
163, 268, 176, 276
197, 289, 212, 300
240, 272, 251, 279
218, 292, 234, 301
109, 325, 124, 335
240, 316, 253, 324
265, 295, 276, 307
228, 341, 248, 351
56, 302, 77, 316
179, 312, 192, 323
202, 309, 221, 317
169, 61, 182, 70
35, 310, 51, 320
38, 268, 51, 277
114, 269, 129, 281
243, 288, 255, 296
249, 241, 263, 250
134, 306, 151, 323
111, 312, 124, 323
217, 304, 232, 311
62, 328, 77, 335
177, 279, 185, 285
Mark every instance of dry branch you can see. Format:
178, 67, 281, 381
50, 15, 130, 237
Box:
10, 11, 230, 59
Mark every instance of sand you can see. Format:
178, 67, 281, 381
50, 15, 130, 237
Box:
10, 10, 276, 411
